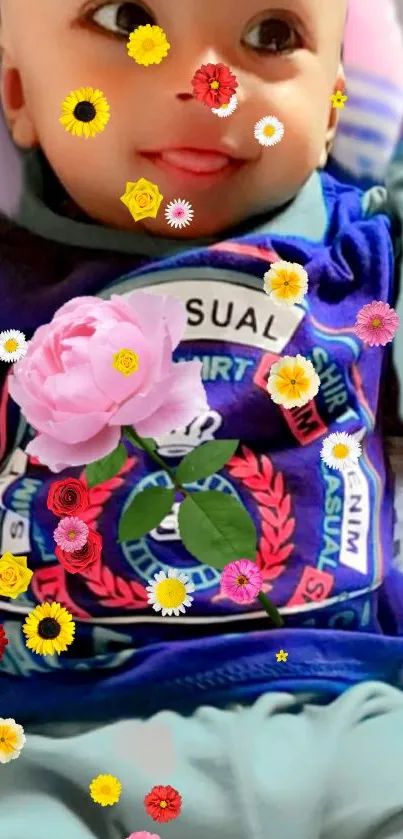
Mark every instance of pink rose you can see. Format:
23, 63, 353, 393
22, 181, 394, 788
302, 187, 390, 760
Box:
9, 292, 208, 472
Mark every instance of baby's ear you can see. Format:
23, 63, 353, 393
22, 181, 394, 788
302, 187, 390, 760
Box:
319, 63, 346, 168
0, 54, 39, 148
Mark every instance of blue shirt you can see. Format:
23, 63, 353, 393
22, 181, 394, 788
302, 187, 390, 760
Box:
0, 151, 403, 726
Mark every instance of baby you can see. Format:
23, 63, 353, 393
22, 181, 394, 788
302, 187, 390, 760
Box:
1, 0, 403, 837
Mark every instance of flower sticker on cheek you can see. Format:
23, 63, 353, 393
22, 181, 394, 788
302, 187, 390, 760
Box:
59, 87, 110, 138
127, 24, 170, 65
254, 116, 284, 147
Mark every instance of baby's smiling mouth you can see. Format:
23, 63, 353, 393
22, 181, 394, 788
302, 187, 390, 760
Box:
139, 147, 246, 181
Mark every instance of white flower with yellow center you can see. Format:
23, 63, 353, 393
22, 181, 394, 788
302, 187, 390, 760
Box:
263, 261, 308, 307
146, 569, 195, 617
0, 330, 28, 363
254, 116, 284, 147
211, 94, 238, 118
320, 432, 362, 473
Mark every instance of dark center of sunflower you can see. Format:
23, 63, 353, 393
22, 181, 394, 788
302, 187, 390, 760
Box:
74, 101, 96, 122
37, 617, 61, 640
290, 379, 296, 385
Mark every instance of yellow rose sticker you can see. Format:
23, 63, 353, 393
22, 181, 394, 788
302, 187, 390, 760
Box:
113, 349, 139, 376
120, 178, 163, 222
0, 552, 33, 599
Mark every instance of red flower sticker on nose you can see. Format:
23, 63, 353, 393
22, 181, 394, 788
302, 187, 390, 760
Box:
191, 62, 238, 108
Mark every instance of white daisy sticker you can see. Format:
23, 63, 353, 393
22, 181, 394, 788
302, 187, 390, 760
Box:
254, 116, 284, 147
211, 94, 238, 118
165, 199, 194, 229
0, 330, 28, 363
320, 432, 362, 473
146, 569, 195, 616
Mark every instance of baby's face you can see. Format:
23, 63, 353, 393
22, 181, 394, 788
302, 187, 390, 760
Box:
1, 0, 345, 238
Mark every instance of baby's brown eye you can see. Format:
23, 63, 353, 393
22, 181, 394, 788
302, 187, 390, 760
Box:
91, 2, 156, 36
243, 18, 299, 53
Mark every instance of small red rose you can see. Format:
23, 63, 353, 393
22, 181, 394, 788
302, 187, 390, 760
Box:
55, 528, 102, 574
0, 625, 8, 660
144, 784, 182, 824
47, 478, 90, 517
191, 62, 238, 108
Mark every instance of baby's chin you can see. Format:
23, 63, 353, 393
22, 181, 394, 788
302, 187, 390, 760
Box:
89, 203, 255, 241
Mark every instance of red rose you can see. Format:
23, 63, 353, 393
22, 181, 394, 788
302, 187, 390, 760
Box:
191, 62, 238, 108
47, 478, 90, 517
55, 528, 102, 574
144, 784, 182, 823
0, 624, 8, 660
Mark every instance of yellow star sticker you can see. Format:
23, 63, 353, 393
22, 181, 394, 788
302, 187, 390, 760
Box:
276, 649, 288, 662
331, 90, 348, 109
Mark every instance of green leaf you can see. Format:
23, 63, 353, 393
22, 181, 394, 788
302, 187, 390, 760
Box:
85, 442, 127, 489
176, 440, 240, 484
118, 486, 176, 543
178, 490, 256, 569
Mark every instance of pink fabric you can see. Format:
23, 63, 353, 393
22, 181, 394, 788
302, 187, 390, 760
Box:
344, 0, 403, 84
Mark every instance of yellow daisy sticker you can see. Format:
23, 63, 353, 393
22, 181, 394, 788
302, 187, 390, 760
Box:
89, 774, 122, 806
127, 24, 170, 66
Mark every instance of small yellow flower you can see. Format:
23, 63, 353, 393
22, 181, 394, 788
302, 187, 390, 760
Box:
127, 24, 170, 66
113, 349, 139, 376
89, 773, 122, 806
22, 601, 75, 655
331, 90, 348, 109
263, 261, 308, 307
267, 354, 321, 409
0, 718, 26, 763
59, 87, 110, 138
276, 649, 288, 662
0, 552, 33, 599
120, 178, 163, 222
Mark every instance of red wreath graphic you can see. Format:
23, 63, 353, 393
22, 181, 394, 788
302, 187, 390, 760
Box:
227, 446, 295, 583
77, 458, 149, 608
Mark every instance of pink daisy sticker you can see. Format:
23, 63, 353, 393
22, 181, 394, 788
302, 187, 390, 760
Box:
354, 300, 400, 347
53, 516, 89, 553
165, 199, 194, 229
220, 559, 263, 604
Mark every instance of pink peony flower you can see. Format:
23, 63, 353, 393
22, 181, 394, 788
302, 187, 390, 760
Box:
354, 300, 400, 347
53, 516, 89, 552
220, 559, 263, 604
9, 292, 208, 471
125, 834, 161, 839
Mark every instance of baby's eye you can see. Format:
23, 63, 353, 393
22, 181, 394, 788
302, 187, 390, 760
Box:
90, 2, 156, 36
242, 17, 300, 54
